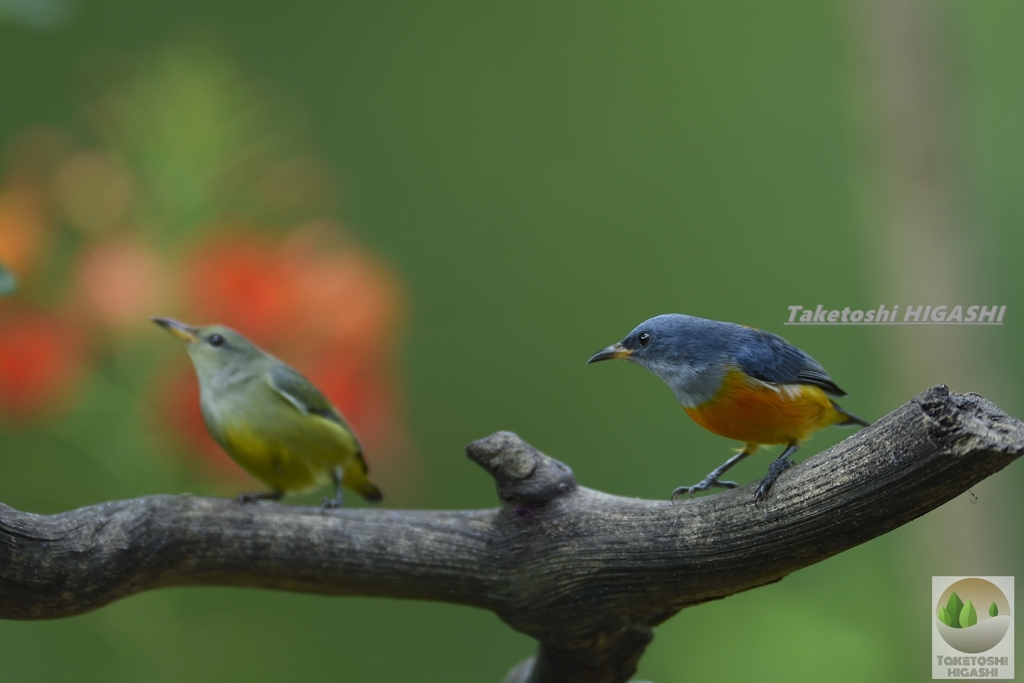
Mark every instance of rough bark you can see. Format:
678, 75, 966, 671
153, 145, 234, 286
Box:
2, 386, 1022, 683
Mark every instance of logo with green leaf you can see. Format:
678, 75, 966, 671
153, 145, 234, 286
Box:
936, 578, 1011, 653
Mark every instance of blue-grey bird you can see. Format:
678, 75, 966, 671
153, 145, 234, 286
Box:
588, 314, 869, 499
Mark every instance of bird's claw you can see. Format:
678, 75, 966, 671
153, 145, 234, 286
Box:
321, 497, 343, 509
670, 477, 738, 502
754, 459, 792, 501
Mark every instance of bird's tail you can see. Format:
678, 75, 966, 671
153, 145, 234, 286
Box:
357, 480, 383, 503
349, 451, 383, 502
346, 467, 383, 502
830, 401, 871, 428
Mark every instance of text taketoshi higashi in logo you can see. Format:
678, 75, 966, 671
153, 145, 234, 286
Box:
933, 576, 1014, 679
786, 305, 1006, 325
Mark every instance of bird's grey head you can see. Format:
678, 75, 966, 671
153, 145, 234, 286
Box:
152, 317, 267, 388
587, 314, 735, 405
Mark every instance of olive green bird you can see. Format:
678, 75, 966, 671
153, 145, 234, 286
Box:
152, 317, 382, 506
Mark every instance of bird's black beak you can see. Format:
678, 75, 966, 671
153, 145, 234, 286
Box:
151, 317, 198, 343
586, 342, 633, 364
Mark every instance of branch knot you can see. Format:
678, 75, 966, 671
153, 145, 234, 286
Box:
466, 431, 578, 505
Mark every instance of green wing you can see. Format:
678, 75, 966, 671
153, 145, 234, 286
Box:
267, 364, 354, 432
266, 364, 369, 472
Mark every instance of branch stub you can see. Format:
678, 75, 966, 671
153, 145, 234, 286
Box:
466, 431, 578, 505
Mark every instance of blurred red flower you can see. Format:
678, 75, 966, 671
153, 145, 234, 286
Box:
181, 230, 301, 346
74, 238, 166, 332
0, 306, 85, 418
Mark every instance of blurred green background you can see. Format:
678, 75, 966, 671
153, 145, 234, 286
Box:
2, 1, 1023, 681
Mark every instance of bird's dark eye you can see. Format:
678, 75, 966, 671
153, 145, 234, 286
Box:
638, 332, 651, 347
208, 334, 225, 348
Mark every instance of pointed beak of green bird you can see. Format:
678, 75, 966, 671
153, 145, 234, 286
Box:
151, 317, 199, 344
586, 341, 633, 364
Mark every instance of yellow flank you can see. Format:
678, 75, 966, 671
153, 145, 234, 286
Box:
219, 412, 368, 494
684, 367, 847, 447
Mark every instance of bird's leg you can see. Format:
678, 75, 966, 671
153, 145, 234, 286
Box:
671, 444, 756, 501
236, 488, 284, 504
322, 467, 345, 509
754, 442, 800, 500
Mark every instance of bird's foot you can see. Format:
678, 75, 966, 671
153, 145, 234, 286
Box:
671, 477, 738, 502
754, 458, 793, 500
754, 445, 799, 501
323, 467, 345, 509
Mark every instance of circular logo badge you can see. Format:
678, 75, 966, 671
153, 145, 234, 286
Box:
936, 578, 1011, 653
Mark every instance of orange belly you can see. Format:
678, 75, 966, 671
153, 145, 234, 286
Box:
684, 368, 842, 445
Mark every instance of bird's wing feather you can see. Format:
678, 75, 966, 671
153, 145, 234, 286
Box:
266, 364, 369, 472
267, 364, 357, 432
733, 330, 847, 397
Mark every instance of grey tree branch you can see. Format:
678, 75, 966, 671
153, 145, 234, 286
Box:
2, 386, 1022, 683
